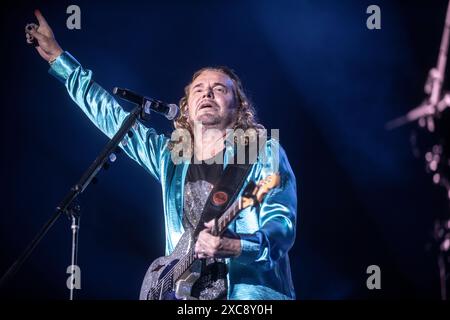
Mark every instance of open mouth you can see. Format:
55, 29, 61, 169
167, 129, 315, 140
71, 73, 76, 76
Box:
198, 101, 217, 111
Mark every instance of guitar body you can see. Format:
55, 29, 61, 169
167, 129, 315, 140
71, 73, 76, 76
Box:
139, 174, 280, 300
139, 231, 202, 300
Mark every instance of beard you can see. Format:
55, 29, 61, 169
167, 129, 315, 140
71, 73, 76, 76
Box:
191, 107, 236, 130
197, 112, 222, 126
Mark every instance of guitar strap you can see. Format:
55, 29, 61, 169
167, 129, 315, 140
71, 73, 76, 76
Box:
193, 141, 255, 238
190, 136, 264, 300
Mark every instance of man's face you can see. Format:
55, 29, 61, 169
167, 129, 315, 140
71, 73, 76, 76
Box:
187, 70, 237, 129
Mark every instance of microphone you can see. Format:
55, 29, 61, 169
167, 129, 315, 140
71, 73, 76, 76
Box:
113, 87, 179, 120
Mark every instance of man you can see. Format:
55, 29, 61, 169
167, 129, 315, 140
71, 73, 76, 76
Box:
25, 9, 297, 300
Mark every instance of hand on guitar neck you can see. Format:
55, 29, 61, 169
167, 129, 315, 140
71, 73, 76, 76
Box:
194, 220, 241, 259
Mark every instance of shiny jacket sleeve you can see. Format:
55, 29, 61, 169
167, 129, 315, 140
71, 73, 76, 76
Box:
48, 51, 168, 181
234, 139, 297, 270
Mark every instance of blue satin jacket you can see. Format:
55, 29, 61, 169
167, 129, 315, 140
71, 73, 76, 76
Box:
49, 52, 298, 300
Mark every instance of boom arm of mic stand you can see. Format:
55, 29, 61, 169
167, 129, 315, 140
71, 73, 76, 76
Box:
385, 102, 435, 130
0, 105, 144, 290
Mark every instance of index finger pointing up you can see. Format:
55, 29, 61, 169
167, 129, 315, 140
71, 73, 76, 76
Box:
34, 9, 49, 27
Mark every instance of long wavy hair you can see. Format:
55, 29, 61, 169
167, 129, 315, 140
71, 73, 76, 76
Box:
173, 66, 264, 134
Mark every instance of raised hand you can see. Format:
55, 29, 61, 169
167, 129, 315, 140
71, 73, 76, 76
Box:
25, 9, 63, 62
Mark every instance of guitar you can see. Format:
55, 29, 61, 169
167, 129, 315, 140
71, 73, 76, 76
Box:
139, 174, 281, 300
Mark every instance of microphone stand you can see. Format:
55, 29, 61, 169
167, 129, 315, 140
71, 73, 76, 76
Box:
386, 0, 450, 300
0, 100, 151, 299
386, 0, 450, 131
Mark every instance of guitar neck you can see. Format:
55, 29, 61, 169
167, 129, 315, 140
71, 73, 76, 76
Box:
216, 199, 242, 236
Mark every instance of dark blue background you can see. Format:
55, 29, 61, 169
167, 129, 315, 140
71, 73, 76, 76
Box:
1, 0, 449, 299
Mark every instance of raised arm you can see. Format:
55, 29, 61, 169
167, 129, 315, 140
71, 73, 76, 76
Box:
25, 10, 169, 181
